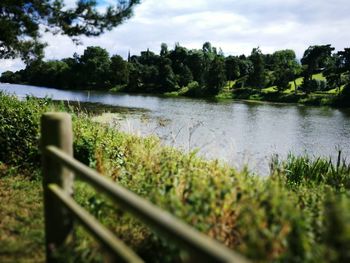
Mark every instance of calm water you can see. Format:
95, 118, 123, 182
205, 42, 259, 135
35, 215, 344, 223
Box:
2, 83, 350, 174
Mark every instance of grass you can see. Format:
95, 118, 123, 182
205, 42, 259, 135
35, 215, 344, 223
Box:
1, 93, 350, 262
0, 165, 45, 263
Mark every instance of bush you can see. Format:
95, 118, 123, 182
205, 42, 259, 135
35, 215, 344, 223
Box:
2, 93, 350, 262
334, 83, 350, 107
300, 79, 328, 93
183, 81, 203, 97
0, 93, 49, 166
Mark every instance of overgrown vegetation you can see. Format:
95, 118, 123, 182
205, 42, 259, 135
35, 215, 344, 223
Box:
1, 93, 350, 262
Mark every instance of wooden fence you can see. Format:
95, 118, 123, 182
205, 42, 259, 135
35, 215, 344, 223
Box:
41, 112, 249, 263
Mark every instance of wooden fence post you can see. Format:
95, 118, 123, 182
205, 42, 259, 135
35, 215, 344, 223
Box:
41, 113, 74, 262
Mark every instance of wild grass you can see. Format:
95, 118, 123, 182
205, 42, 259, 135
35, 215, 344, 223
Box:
1, 93, 350, 262
0, 164, 45, 262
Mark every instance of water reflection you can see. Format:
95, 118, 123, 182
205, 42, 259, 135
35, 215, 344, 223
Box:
1, 83, 350, 175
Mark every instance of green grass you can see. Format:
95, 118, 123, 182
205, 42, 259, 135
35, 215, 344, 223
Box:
0, 165, 45, 263
313, 73, 326, 81
261, 86, 277, 93
1, 93, 350, 262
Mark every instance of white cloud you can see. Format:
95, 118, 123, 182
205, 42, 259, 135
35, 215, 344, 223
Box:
0, 59, 25, 74
1, 0, 350, 73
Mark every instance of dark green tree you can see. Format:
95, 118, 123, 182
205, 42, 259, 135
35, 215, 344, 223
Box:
301, 45, 334, 81
0, 70, 21, 83
79, 46, 111, 89
157, 57, 177, 92
338, 48, 350, 75
205, 56, 226, 95
247, 47, 266, 89
187, 50, 205, 84
225, 56, 241, 81
110, 54, 129, 86
160, 43, 169, 57
0, 0, 139, 62
324, 54, 342, 92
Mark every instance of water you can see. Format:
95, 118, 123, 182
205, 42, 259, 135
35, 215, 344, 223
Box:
2, 83, 350, 174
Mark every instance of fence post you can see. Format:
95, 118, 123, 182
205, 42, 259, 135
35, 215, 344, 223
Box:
41, 113, 74, 262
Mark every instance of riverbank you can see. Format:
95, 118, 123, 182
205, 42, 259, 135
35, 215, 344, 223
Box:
1, 93, 350, 262
2, 77, 349, 108
162, 81, 346, 107
2, 83, 350, 176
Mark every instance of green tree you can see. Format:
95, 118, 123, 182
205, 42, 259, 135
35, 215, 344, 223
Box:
301, 45, 334, 81
79, 46, 111, 89
338, 48, 350, 73
271, 49, 301, 92
0, 70, 21, 83
324, 54, 342, 92
247, 47, 266, 89
187, 50, 205, 84
157, 58, 177, 92
160, 43, 169, 57
0, 0, 139, 62
225, 56, 241, 81
39, 60, 70, 88
205, 56, 226, 95
110, 54, 129, 86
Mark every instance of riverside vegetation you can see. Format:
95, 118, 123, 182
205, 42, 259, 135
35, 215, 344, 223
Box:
1, 43, 350, 107
1, 92, 350, 262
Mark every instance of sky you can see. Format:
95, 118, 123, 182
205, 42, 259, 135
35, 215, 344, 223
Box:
1, 0, 350, 73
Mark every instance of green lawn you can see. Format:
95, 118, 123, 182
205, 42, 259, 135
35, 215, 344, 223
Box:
0, 167, 45, 263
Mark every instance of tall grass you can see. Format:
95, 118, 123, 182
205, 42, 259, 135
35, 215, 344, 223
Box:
1, 92, 350, 262
271, 152, 350, 190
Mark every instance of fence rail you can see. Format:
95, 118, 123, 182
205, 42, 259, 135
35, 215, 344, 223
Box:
41, 112, 249, 263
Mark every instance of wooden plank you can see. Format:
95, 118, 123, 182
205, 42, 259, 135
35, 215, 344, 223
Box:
46, 145, 249, 263
41, 112, 74, 262
49, 184, 144, 263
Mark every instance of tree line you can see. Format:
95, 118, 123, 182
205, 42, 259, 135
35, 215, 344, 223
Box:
1, 42, 350, 98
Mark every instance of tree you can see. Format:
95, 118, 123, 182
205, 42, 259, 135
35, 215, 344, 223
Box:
205, 56, 226, 95
271, 49, 301, 92
301, 45, 334, 81
338, 48, 350, 74
0, 70, 21, 83
110, 54, 129, 86
247, 47, 266, 89
0, 0, 140, 62
157, 57, 177, 92
225, 56, 241, 81
160, 43, 169, 57
323, 54, 342, 92
79, 46, 111, 89
187, 50, 205, 84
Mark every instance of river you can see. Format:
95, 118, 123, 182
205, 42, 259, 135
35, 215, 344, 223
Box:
1, 83, 350, 175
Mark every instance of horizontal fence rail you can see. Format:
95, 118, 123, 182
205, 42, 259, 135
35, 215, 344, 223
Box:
41, 112, 249, 263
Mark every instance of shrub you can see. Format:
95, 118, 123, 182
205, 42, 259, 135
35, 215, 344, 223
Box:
2, 93, 350, 262
0, 93, 49, 166
183, 81, 203, 97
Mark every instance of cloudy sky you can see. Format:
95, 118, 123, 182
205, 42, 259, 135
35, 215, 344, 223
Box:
1, 0, 350, 73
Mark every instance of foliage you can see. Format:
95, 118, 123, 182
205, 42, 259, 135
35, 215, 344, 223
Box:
271, 152, 350, 190
2, 43, 350, 106
0, 92, 50, 166
2, 94, 350, 262
0, 0, 140, 62
247, 47, 267, 89
301, 45, 335, 82
271, 49, 301, 92
205, 56, 226, 95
